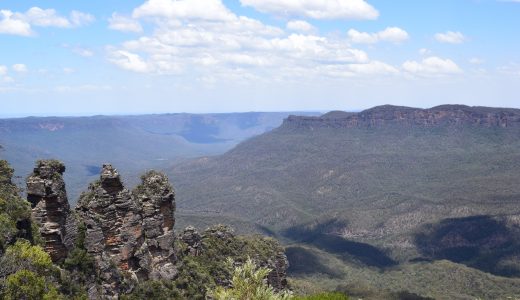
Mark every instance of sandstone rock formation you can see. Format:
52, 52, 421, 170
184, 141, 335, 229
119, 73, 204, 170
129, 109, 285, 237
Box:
179, 226, 202, 256
25, 161, 289, 298
26, 160, 70, 262
132, 170, 177, 281
283, 105, 520, 130
75, 165, 177, 298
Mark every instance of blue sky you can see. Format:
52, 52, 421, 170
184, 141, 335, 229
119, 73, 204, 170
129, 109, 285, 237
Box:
1, 0, 519, 116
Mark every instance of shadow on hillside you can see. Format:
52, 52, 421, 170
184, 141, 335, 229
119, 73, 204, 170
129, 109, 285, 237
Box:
283, 219, 397, 268
285, 246, 343, 278
414, 215, 520, 277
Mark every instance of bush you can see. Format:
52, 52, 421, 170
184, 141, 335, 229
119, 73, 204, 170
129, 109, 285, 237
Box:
3, 270, 63, 300
210, 258, 292, 300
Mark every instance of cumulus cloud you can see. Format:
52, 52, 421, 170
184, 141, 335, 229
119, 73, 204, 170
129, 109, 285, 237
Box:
240, 0, 379, 20
108, 50, 150, 73
402, 56, 463, 76
133, 0, 236, 21
107, 0, 401, 81
12, 64, 28, 73
109, 13, 143, 33
0, 10, 33, 36
286, 20, 315, 33
348, 27, 409, 44
0, 7, 94, 36
434, 31, 465, 44
0, 65, 7, 76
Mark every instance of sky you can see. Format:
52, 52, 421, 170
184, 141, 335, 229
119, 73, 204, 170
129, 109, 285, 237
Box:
0, 0, 519, 116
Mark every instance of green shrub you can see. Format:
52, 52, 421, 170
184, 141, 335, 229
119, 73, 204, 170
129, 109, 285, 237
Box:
4, 270, 64, 300
210, 258, 292, 300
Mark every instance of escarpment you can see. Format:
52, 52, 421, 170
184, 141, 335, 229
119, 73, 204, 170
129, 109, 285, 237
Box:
282, 105, 520, 129
25, 160, 289, 298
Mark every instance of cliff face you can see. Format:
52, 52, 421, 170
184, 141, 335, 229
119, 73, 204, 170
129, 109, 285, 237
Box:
282, 105, 520, 130
26, 160, 70, 262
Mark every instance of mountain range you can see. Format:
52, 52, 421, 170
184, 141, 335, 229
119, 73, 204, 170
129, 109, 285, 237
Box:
0, 112, 318, 202
168, 104, 520, 298
2, 105, 520, 298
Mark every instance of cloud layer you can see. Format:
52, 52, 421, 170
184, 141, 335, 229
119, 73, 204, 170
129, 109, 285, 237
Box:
0, 7, 94, 36
240, 0, 379, 20
348, 27, 409, 44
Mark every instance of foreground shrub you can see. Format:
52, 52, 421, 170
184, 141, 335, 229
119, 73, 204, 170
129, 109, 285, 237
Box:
210, 258, 292, 300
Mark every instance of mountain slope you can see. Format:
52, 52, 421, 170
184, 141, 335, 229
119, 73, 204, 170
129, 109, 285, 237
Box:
169, 105, 520, 283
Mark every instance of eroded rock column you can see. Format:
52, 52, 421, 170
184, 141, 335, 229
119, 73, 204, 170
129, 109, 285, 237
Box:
75, 164, 143, 298
26, 160, 70, 262
133, 171, 177, 280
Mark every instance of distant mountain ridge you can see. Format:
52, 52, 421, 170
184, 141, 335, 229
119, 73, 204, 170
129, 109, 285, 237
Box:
0, 111, 319, 203
283, 105, 520, 129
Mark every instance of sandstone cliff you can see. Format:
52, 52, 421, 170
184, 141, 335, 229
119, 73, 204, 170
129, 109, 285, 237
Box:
26, 160, 70, 262
282, 105, 520, 129
75, 164, 177, 297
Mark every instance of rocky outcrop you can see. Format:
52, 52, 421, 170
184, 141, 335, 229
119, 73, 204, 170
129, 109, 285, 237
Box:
132, 171, 177, 281
186, 224, 289, 291
23, 160, 289, 298
266, 249, 289, 291
75, 165, 176, 298
179, 226, 202, 256
26, 160, 70, 262
282, 105, 520, 130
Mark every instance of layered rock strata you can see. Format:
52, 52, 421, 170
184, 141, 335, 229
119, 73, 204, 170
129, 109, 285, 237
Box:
26, 160, 70, 262
75, 165, 177, 297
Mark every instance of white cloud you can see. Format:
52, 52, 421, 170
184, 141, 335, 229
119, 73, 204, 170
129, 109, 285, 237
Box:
109, 13, 143, 33
12, 64, 28, 73
0, 65, 7, 76
108, 50, 150, 73
0, 7, 94, 36
434, 31, 465, 44
469, 57, 484, 65
286, 20, 315, 33
419, 48, 432, 56
348, 27, 409, 44
24, 7, 70, 27
133, 0, 236, 21
240, 0, 379, 20
70, 11, 95, 27
0, 10, 33, 36
402, 56, 463, 76
73, 47, 94, 57
108, 0, 402, 81
62, 44, 95, 57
